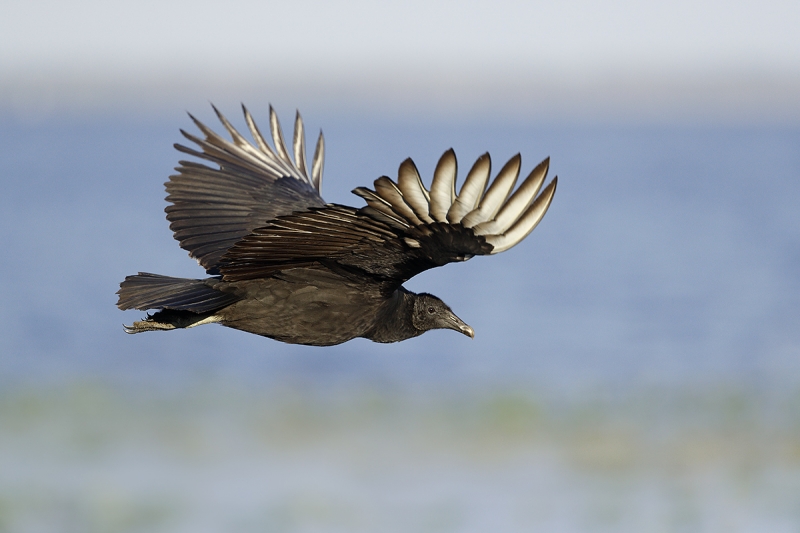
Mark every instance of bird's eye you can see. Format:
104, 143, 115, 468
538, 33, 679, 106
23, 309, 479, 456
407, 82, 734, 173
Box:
427, 307, 435, 314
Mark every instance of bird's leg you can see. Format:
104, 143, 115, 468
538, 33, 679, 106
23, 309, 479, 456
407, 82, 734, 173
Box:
123, 319, 176, 334
123, 310, 221, 334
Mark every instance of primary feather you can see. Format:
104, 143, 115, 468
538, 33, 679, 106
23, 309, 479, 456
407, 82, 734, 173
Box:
117, 105, 557, 345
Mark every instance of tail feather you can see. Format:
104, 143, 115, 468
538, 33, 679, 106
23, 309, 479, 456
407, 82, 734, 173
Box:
116, 273, 239, 312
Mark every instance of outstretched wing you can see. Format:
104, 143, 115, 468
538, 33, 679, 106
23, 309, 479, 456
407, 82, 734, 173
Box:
165, 105, 326, 274
354, 149, 557, 254
219, 150, 557, 289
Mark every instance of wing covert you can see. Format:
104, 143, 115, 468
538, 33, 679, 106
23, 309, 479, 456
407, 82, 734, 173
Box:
218, 205, 492, 287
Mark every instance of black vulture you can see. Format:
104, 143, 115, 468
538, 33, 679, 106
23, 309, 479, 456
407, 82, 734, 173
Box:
117, 105, 557, 345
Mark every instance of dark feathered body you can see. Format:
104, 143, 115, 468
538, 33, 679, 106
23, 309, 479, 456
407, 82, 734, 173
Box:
216, 268, 399, 345
117, 105, 557, 345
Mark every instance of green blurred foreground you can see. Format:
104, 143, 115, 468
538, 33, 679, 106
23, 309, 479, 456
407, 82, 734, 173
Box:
1, 381, 799, 533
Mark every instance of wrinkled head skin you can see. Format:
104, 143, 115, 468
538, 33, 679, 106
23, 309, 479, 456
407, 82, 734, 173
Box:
412, 293, 475, 338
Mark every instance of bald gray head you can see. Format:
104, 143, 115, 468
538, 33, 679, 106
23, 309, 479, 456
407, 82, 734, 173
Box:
411, 293, 474, 339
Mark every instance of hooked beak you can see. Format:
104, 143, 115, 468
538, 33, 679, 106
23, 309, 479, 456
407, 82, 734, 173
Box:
447, 311, 475, 339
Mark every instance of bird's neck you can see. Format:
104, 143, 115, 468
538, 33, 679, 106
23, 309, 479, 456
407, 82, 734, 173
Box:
362, 288, 421, 343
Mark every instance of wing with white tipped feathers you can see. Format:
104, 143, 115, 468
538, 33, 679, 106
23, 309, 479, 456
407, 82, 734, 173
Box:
354, 149, 557, 254
218, 149, 557, 287
165, 105, 326, 274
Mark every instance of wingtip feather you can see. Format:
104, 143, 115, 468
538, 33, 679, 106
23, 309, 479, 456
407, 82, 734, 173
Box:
430, 149, 457, 222
460, 153, 521, 228
484, 176, 557, 253
312, 130, 325, 194
447, 152, 491, 223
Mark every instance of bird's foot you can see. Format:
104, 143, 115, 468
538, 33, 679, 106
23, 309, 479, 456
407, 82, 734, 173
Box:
123, 317, 177, 334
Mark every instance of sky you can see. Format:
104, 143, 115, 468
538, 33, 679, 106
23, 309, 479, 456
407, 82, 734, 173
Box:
0, 0, 798, 387
2, 4, 799, 530
0, 0, 798, 389
2, 0, 800, 122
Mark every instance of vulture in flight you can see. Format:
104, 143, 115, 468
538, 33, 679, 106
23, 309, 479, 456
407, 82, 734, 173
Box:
117, 106, 557, 345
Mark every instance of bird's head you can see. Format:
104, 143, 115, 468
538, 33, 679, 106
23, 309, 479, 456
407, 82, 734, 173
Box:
411, 293, 474, 339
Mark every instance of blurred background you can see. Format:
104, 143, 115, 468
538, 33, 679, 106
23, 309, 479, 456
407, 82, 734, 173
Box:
1, 1, 799, 531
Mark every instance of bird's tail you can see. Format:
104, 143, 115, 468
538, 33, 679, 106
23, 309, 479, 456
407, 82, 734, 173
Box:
116, 273, 240, 334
